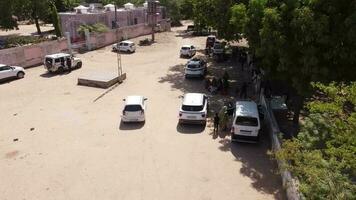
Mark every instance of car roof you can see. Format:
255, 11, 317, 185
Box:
45, 53, 70, 58
182, 45, 192, 48
0, 64, 6, 67
125, 95, 144, 105
121, 40, 134, 44
207, 35, 216, 38
183, 93, 204, 106
235, 101, 259, 118
187, 60, 200, 65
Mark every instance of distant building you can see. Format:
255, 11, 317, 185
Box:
59, 2, 166, 41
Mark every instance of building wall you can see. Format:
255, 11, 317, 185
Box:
60, 7, 165, 40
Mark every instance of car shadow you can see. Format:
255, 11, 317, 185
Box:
40, 69, 79, 78
119, 120, 145, 131
0, 77, 21, 84
176, 123, 205, 134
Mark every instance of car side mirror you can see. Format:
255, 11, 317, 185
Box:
123, 99, 126, 101
178, 95, 183, 99
144, 98, 148, 101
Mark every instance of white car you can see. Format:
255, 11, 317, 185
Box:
121, 95, 147, 123
231, 101, 262, 143
179, 93, 208, 125
113, 40, 136, 53
44, 53, 82, 73
185, 57, 207, 78
0, 64, 25, 80
180, 45, 196, 58
212, 41, 224, 55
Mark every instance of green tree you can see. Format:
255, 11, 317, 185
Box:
0, 0, 18, 30
276, 82, 356, 199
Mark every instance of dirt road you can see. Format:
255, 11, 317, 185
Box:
0, 24, 284, 200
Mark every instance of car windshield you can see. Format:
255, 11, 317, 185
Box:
182, 47, 190, 50
187, 64, 200, 69
214, 43, 223, 49
124, 105, 142, 112
182, 105, 203, 112
45, 58, 53, 65
235, 116, 258, 127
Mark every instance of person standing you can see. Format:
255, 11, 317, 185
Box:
240, 82, 248, 99
214, 113, 220, 133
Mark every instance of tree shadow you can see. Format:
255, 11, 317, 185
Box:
119, 120, 145, 131
217, 126, 286, 199
176, 123, 205, 134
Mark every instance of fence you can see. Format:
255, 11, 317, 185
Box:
260, 90, 301, 200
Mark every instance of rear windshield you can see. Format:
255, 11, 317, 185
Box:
187, 64, 200, 69
182, 105, 203, 112
124, 105, 142, 111
235, 116, 258, 126
214, 43, 223, 48
182, 47, 190, 50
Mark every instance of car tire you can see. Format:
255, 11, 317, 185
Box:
76, 62, 82, 68
57, 67, 64, 73
17, 71, 25, 79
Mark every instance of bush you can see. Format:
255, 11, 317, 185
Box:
276, 82, 356, 199
77, 23, 109, 37
0, 35, 49, 49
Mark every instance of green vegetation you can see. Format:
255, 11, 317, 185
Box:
276, 82, 356, 199
0, 35, 50, 49
77, 23, 109, 36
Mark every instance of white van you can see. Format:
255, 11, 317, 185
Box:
231, 101, 262, 143
121, 96, 147, 123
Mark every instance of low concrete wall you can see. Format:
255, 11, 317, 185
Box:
0, 38, 68, 68
88, 20, 170, 50
260, 92, 301, 200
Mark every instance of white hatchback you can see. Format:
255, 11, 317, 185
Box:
179, 93, 208, 125
180, 45, 196, 58
121, 96, 147, 123
0, 64, 25, 81
113, 40, 136, 53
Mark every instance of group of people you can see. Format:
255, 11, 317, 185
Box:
205, 71, 230, 95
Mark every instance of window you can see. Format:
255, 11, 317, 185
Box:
182, 105, 203, 112
0, 66, 10, 71
134, 18, 138, 25
55, 58, 61, 63
124, 105, 142, 112
235, 116, 258, 127
181, 47, 190, 50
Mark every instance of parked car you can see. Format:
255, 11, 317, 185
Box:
184, 57, 207, 78
0, 64, 25, 80
206, 35, 216, 49
44, 53, 82, 73
180, 45, 196, 58
186, 25, 195, 32
231, 101, 263, 143
113, 40, 136, 53
121, 95, 148, 123
179, 93, 208, 125
212, 41, 225, 55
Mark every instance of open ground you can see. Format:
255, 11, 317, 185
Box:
0, 23, 285, 200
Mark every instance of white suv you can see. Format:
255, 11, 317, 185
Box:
0, 64, 25, 80
121, 96, 147, 123
179, 93, 208, 125
180, 45, 196, 58
185, 58, 207, 78
113, 40, 136, 53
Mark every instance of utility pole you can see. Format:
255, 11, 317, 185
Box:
148, 0, 159, 42
114, 4, 123, 79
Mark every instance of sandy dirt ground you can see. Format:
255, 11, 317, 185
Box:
0, 24, 285, 200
